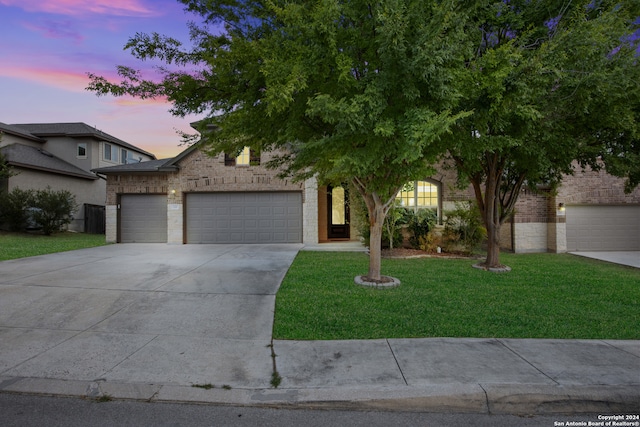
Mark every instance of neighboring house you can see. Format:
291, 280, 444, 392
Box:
0, 122, 156, 233
94, 139, 640, 252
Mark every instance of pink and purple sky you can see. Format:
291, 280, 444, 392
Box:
0, 0, 205, 159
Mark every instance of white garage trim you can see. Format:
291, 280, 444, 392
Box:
119, 194, 168, 243
566, 205, 640, 251
185, 192, 303, 244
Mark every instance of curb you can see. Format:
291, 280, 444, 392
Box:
2, 377, 638, 415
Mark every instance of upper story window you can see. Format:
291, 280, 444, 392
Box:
224, 147, 260, 166
121, 148, 128, 164
103, 143, 118, 162
77, 143, 87, 158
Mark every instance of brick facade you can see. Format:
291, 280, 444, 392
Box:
103, 149, 638, 251
104, 148, 312, 244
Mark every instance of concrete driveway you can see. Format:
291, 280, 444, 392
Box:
0, 244, 301, 389
570, 251, 640, 269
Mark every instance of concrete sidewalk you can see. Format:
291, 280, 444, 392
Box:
0, 244, 638, 414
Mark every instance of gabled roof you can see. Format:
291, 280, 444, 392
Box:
1, 143, 98, 180
0, 122, 46, 143
10, 122, 156, 159
92, 142, 201, 174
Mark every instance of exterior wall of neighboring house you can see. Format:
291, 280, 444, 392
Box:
1, 122, 154, 234
0, 133, 42, 149
8, 166, 104, 232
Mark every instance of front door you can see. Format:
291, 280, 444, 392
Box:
327, 185, 350, 239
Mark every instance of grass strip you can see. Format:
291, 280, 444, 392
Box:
0, 232, 107, 261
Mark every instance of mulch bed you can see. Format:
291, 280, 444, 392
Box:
381, 248, 482, 259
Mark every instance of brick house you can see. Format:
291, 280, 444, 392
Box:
94, 142, 640, 252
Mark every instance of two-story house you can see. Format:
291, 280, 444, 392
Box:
0, 122, 155, 233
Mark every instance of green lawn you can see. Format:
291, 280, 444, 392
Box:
273, 251, 640, 340
0, 231, 107, 261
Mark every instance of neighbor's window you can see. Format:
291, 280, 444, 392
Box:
104, 143, 112, 161
103, 143, 119, 162
121, 149, 128, 164
77, 143, 87, 158
224, 147, 260, 166
396, 180, 439, 209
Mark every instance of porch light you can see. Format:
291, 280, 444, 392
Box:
557, 203, 565, 216
171, 189, 176, 194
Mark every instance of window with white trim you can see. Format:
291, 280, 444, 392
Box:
396, 180, 440, 210
103, 143, 118, 162
77, 143, 87, 158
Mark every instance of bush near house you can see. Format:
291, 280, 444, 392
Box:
0, 188, 35, 232
0, 187, 77, 235
442, 202, 487, 254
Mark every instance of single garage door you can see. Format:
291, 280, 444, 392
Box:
186, 192, 302, 243
120, 195, 167, 243
566, 205, 640, 251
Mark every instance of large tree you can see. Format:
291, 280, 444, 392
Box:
89, 0, 639, 275
88, 0, 470, 282
439, 0, 640, 269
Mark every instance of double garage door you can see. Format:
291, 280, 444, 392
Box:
566, 205, 640, 251
186, 192, 302, 243
119, 192, 302, 244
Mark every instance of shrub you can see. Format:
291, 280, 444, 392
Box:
406, 208, 437, 249
443, 202, 487, 254
30, 187, 78, 235
352, 195, 407, 249
0, 188, 35, 231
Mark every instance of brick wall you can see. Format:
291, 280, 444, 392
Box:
168, 149, 303, 201
106, 173, 171, 205
558, 163, 640, 205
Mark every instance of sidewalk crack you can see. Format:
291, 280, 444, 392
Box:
497, 339, 559, 385
386, 339, 408, 386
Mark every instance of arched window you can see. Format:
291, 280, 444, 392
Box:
396, 180, 441, 217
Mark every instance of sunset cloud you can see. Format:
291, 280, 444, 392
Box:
22, 19, 84, 42
110, 97, 171, 107
0, 0, 160, 17
0, 65, 90, 92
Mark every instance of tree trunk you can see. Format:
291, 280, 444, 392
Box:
468, 154, 506, 270
484, 217, 502, 268
367, 204, 385, 281
351, 178, 400, 282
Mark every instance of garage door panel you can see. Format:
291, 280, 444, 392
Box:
566, 205, 640, 251
186, 192, 302, 244
120, 195, 167, 243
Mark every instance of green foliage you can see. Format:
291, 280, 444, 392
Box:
383, 201, 406, 249
0, 187, 77, 235
438, 0, 640, 267
87, 0, 473, 279
443, 202, 487, 254
30, 187, 78, 235
406, 208, 437, 249
87, 0, 640, 272
0, 188, 35, 231
273, 251, 640, 340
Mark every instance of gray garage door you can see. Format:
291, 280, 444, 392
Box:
186, 192, 302, 243
120, 195, 167, 243
566, 205, 640, 251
